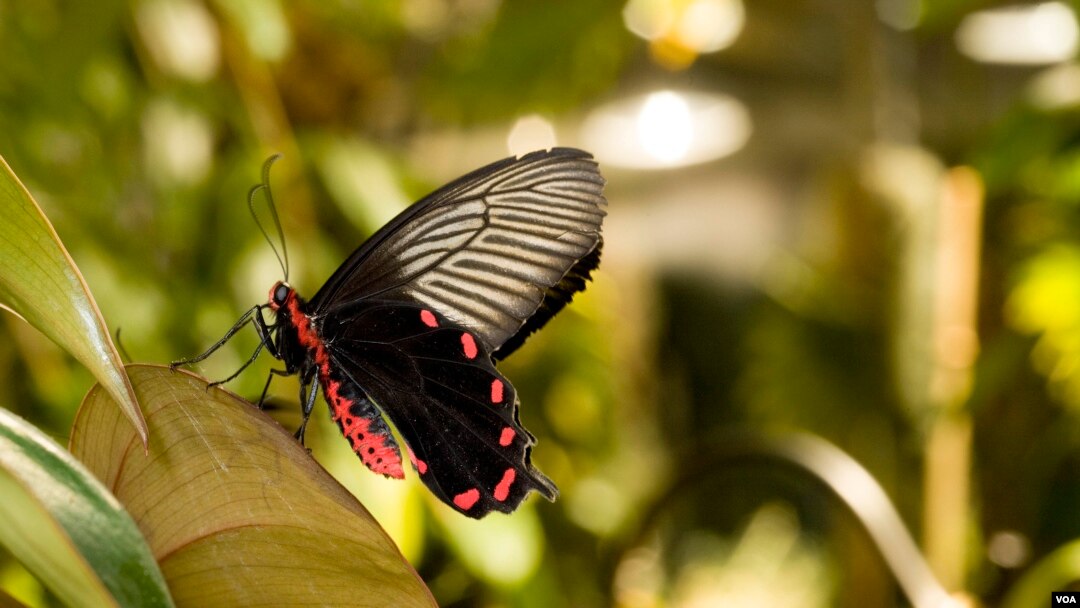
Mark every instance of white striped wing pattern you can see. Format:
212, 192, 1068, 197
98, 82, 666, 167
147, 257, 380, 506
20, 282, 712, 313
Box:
311, 148, 606, 352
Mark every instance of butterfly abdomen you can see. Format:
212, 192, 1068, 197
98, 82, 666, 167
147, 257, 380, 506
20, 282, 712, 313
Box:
325, 380, 404, 479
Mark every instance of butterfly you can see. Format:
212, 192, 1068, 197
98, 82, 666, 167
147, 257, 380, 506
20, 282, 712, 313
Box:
175, 148, 606, 518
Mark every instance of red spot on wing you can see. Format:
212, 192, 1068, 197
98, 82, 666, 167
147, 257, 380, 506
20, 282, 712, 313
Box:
499, 427, 516, 447
490, 379, 504, 404
407, 446, 428, 474
420, 309, 438, 327
494, 468, 516, 502
454, 488, 480, 510
461, 332, 478, 359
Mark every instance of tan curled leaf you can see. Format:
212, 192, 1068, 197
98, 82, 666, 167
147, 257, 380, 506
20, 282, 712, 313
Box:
0, 408, 172, 608
0, 586, 32, 607
0, 154, 145, 445
69, 364, 436, 607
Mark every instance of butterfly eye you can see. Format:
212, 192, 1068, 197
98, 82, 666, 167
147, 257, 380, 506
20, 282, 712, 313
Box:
273, 283, 290, 306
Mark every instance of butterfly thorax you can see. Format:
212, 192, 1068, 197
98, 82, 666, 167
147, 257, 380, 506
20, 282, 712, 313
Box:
267, 281, 325, 377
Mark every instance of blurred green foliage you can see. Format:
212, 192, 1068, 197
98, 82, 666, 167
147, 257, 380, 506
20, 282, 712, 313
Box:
7, 0, 1080, 606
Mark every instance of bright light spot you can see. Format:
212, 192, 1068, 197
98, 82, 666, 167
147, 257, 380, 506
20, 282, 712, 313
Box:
613, 548, 663, 606
403, 0, 501, 39
136, 0, 220, 81
670, 505, 832, 608
623, 0, 743, 64
676, 0, 744, 53
314, 425, 426, 563
507, 114, 557, 156
142, 99, 213, 185
568, 477, 627, 534
402, 0, 451, 39
438, 504, 545, 584
583, 90, 751, 169
638, 91, 693, 163
861, 144, 945, 217
623, 0, 675, 40
956, 2, 1079, 65
316, 138, 411, 230
987, 530, 1031, 568
876, 0, 921, 30
217, 0, 291, 61
1029, 62, 1080, 108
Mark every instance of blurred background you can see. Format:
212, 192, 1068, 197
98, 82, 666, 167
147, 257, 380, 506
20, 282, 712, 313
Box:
2, 0, 1080, 606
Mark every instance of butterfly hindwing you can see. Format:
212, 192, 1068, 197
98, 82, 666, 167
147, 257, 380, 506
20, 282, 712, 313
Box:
322, 302, 556, 517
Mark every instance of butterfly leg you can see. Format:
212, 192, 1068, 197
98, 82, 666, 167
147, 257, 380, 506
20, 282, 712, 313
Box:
232, 305, 290, 398
257, 368, 292, 409
171, 304, 263, 367
294, 368, 319, 444
252, 305, 281, 359
206, 340, 265, 389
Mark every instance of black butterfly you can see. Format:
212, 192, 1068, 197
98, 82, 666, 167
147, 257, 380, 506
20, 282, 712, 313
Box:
175, 148, 606, 518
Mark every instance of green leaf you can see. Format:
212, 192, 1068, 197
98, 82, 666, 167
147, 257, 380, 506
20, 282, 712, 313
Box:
70, 365, 436, 607
0, 407, 173, 608
0, 154, 146, 445
1002, 538, 1080, 608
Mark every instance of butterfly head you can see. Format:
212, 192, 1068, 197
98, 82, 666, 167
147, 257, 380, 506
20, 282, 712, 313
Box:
268, 281, 292, 312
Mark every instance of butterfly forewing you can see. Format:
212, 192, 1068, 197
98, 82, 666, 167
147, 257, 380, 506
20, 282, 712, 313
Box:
310, 148, 606, 353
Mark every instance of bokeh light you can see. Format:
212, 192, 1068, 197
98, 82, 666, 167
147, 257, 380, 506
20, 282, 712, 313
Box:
507, 115, 557, 156
987, 531, 1031, 569
582, 90, 751, 169
956, 2, 1079, 65
623, 0, 745, 68
135, 0, 220, 81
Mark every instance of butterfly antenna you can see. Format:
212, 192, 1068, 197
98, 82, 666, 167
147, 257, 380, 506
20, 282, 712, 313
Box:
249, 154, 290, 280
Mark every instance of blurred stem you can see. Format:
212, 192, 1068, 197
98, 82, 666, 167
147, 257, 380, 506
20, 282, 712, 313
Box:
922, 410, 973, 590
615, 433, 953, 608
922, 167, 984, 590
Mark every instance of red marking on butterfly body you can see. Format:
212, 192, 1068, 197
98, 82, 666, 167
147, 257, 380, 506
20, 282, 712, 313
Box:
420, 309, 438, 327
454, 488, 480, 510
499, 427, 515, 446
494, 469, 516, 502
461, 332, 478, 359
491, 379, 504, 404
329, 385, 404, 479
280, 290, 331, 371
